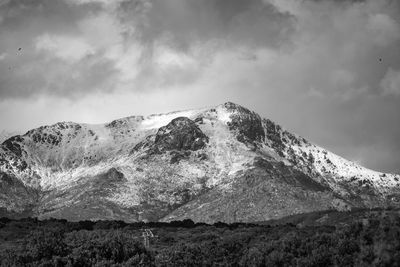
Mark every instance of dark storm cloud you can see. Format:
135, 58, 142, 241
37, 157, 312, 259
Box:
0, 55, 117, 98
0, 0, 101, 30
117, 0, 295, 49
108, 0, 297, 90
0, 0, 111, 99
0, 0, 295, 99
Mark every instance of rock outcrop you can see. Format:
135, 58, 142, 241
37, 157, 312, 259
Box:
152, 117, 209, 153
224, 102, 265, 145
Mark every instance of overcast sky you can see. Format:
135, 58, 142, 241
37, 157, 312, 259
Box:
0, 0, 399, 173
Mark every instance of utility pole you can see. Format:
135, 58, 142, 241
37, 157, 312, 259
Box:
142, 228, 155, 249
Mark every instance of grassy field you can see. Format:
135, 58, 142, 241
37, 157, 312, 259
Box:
0, 208, 399, 266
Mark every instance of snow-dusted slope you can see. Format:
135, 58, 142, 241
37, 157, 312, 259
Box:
260, 118, 400, 197
0, 102, 399, 222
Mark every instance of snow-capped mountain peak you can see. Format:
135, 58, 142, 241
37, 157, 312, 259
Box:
0, 102, 399, 222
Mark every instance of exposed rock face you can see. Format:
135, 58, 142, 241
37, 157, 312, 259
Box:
99, 168, 126, 183
264, 119, 286, 156
0, 172, 38, 217
0, 102, 399, 223
224, 102, 265, 144
2, 136, 24, 157
152, 117, 209, 153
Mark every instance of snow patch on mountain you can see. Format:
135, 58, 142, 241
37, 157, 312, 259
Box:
140, 109, 206, 130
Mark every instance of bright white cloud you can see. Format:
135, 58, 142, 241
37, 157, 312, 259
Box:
111, 43, 143, 83
154, 46, 196, 69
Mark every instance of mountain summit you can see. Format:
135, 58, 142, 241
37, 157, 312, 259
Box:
0, 102, 399, 222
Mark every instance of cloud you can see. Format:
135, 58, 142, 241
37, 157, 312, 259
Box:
367, 13, 400, 46
0, 0, 108, 99
3, 0, 292, 99
380, 68, 400, 96
35, 34, 95, 63
116, 0, 295, 49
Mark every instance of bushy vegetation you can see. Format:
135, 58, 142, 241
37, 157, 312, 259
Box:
0, 210, 400, 266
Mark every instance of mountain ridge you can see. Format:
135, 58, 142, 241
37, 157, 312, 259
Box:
0, 102, 399, 223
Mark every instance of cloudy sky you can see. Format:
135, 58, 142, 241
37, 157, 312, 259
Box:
0, 0, 399, 173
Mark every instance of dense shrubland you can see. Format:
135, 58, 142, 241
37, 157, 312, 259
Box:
0, 210, 399, 266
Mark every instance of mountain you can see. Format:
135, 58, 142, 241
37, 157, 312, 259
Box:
0, 130, 19, 144
0, 102, 399, 223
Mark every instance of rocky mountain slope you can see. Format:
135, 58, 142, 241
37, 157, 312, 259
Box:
0, 102, 399, 223
0, 130, 18, 144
